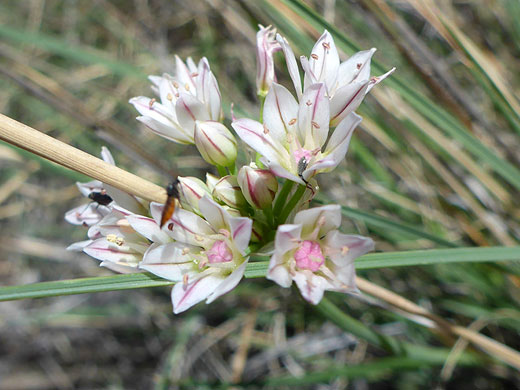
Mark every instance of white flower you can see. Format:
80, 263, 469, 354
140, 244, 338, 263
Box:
65, 147, 146, 226
140, 195, 252, 314
277, 30, 395, 126
267, 205, 374, 304
129, 56, 222, 144
232, 83, 362, 185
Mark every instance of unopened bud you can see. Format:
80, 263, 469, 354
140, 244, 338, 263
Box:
256, 25, 282, 97
212, 175, 247, 209
238, 165, 278, 210
177, 176, 211, 214
194, 121, 237, 167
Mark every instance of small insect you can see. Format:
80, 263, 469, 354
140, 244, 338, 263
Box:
297, 156, 309, 184
160, 179, 180, 228
88, 191, 113, 206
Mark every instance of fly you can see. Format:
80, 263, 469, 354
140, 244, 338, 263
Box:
160, 179, 180, 228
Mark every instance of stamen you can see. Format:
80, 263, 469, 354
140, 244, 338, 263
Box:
341, 246, 349, 255
195, 234, 204, 242
310, 53, 319, 60
263, 124, 269, 134
148, 98, 156, 108
166, 93, 173, 101
182, 247, 190, 255
311, 121, 320, 129
172, 81, 179, 89
322, 42, 331, 50
183, 274, 189, 286
218, 229, 230, 238
288, 118, 297, 125
191, 72, 199, 77
184, 83, 190, 91
356, 63, 362, 69
306, 100, 312, 106
168, 222, 174, 231
117, 219, 130, 227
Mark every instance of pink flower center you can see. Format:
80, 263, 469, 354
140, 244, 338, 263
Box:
207, 240, 233, 264
293, 240, 325, 272
293, 148, 313, 165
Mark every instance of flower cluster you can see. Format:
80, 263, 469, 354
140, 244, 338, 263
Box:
67, 27, 392, 313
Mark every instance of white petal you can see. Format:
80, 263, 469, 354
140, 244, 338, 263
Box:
172, 273, 224, 314
323, 231, 374, 265
294, 204, 341, 238
169, 208, 215, 247
267, 253, 293, 288
104, 183, 145, 215
100, 261, 141, 274
126, 214, 171, 243
307, 30, 339, 92
297, 83, 329, 149
276, 33, 302, 99
206, 261, 247, 303
100, 146, 115, 165
274, 224, 302, 255
175, 92, 209, 134
327, 260, 358, 293
83, 238, 143, 265
266, 159, 304, 184
307, 112, 362, 176
136, 115, 193, 144
263, 83, 299, 144
293, 271, 330, 304
197, 58, 222, 120
228, 217, 252, 253
175, 55, 196, 92
366, 67, 396, 94
336, 48, 376, 86
64, 203, 108, 226
329, 81, 369, 126
198, 195, 229, 231
66, 240, 92, 251
149, 202, 164, 226
232, 118, 289, 164
158, 76, 179, 112
140, 242, 197, 281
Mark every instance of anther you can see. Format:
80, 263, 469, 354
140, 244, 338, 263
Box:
182, 247, 190, 255
218, 229, 230, 238
191, 72, 199, 77
167, 93, 173, 101
356, 63, 362, 69
311, 121, 320, 129
184, 83, 190, 91
183, 274, 189, 286
310, 53, 319, 60
322, 42, 330, 50
263, 124, 269, 134
306, 100, 312, 106
168, 222, 174, 231
195, 234, 204, 242
115, 237, 124, 246
172, 81, 179, 89
288, 118, 297, 125
149, 98, 156, 108
341, 246, 349, 255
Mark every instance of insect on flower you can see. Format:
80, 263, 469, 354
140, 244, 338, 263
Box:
88, 191, 113, 206
160, 179, 180, 228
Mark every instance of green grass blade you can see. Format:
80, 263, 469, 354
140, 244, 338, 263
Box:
2, 247, 519, 302
0, 24, 146, 79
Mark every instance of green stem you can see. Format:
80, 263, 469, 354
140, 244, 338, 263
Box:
272, 180, 294, 221
278, 184, 306, 224
263, 205, 274, 228
216, 165, 227, 178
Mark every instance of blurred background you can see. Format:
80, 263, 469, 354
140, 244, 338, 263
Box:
1, 0, 520, 388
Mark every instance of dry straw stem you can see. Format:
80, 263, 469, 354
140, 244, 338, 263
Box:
357, 277, 520, 371
0, 113, 167, 204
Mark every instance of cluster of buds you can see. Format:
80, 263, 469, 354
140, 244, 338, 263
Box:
67, 26, 393, 313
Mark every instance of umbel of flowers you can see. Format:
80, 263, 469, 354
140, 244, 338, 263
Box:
66, 26, 393, 313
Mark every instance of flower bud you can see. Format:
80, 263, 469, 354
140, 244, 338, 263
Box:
206, 173, 220, 193
194, 121, 237, 167
256, 25, 281, 97
238, 165, 278, 210
177, 176, 211, 214
212, 175, 247, 209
